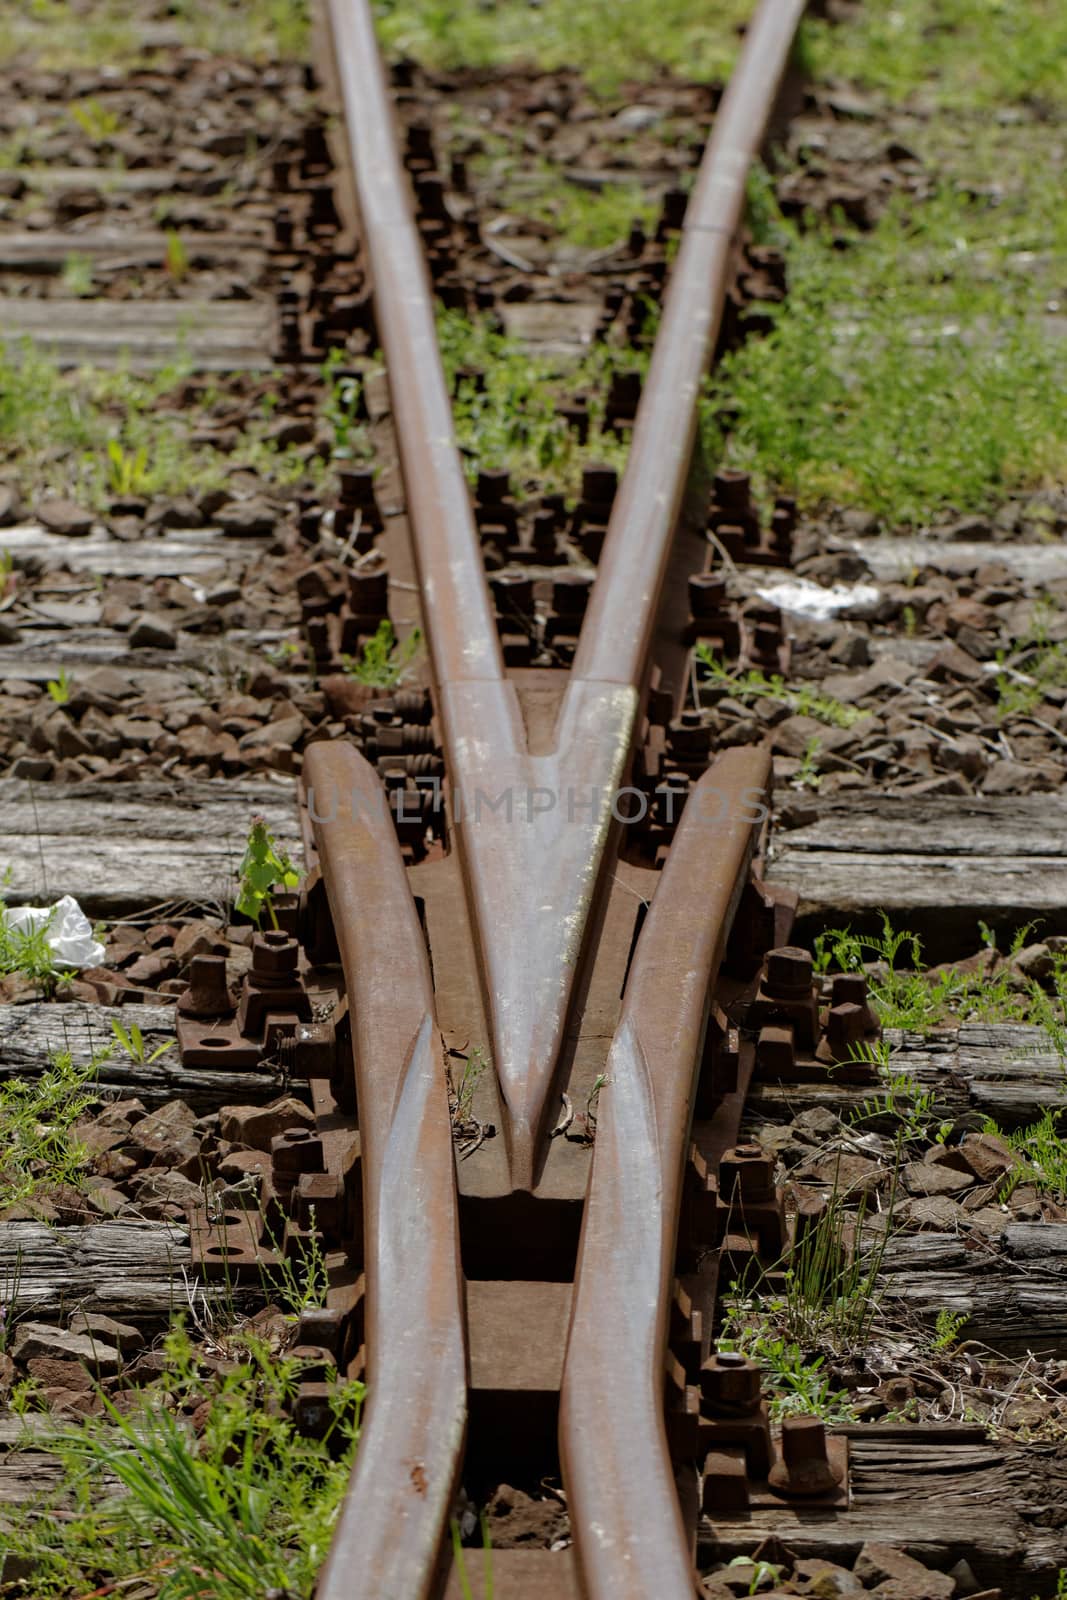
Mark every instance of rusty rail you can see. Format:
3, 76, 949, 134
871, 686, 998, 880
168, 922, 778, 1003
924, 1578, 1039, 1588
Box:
305, 743, 466, 1600
561, 747, 771, 1599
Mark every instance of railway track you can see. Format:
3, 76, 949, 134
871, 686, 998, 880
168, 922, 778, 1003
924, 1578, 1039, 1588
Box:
186, 0, 860, 1593
2, 1, 1067, 1597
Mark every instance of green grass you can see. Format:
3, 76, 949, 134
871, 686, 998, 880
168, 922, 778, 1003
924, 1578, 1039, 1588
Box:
0, 0, 309, 67
0, 344, 318, 511
10, 1327, 363, 1600
437, 308, 640, 494
705, 191, 1067, 527
803, 0, 1067, 113
374, 0, 751, 94
694, 650, 867, 729
704, 0, 1067, 529
341, 618, 423, 688
814, 916, 1067, 1051
992, 603, 1067, 720
0, 1050, 100, 1213
985, 1108, 1067, 1201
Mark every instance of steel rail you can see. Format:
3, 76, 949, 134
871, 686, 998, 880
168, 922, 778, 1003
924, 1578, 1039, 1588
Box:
305, 742, 466, 1600
560, 746, 772, 1599
572, 0, 807, 687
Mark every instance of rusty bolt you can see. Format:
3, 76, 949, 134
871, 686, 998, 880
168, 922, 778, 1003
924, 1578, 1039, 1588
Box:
764, 946, 814, 1000
251, 931, 299, 980
581, 464, 617, 504
824, 1001, 868, 1061
831, 971, 868, 1008
292, 1380, 335, 1440
271, 1128, 325, 1184
688, 572, 728, 618
177, 954, 234, 1018
713, 469, 752, 513
719, 1144, 776, 1204
699, 1350, 762, 1414
831, 971, 880, 1034
767, 1415, 843, 1496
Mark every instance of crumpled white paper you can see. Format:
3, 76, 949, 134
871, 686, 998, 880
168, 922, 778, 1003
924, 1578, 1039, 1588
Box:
2, 894, 105, 968
755, 577, 882, 622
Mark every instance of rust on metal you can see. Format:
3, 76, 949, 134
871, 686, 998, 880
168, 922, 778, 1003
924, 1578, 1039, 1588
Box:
560, 746, 772, 1599
304, 741, 466, 1600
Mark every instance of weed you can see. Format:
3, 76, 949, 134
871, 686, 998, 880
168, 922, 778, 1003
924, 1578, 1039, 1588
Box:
694, 647, 864, 729
12, 1326, 363, 1599
722, 1312, 858, 1425
0, 343, 317, 511
451, 1511, 494, 1600
321, 349, 371, 462
986, 1108, 1067, 1202
0, 896, 69, 995
106, 438, 150, 497
235, 817, 299, 930
437, 309, 636, 494
450, 1046, 488, 1129
727, 1556, 784, 1595
110, 1016, 176, 1067
495, 157, 656, 251
0, 1249, 23, 1353
341, 618, 423, 688
60, 253, 94, 298
45, 668, 72, 706
992, 605, 1067, 721
932, 1307, 968, 1351
258, 1206, 332, 1319
706, 185, 1067, 526
796, 736, 822, 789
814, 915, 1067, 1047
164, 230, 190, 280
0, 1049, 100, 1211
69, 97, 121, 142
802, 0, 1067, 113
375, 0, 751, 94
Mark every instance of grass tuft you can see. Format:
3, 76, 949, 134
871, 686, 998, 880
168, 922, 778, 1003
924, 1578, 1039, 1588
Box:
11, 1327, 363, 1599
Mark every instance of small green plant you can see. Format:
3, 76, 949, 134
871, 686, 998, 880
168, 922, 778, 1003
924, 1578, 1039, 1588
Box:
992, 606, 1067, 721
164, 229, 190, 280
11, 1326, 363, 1600
846, 1047, 946, 1145
61, 252, 94, 297
796, 735, 822, 789
46, 667, 72, 705
450, 1046, 488, 1129
341, 619, 423, 688
259, 1205, 332, 1319
0, 1248, 23, 1353
69, 96, 121, 142
105, 437, 150, 496
932, 1307, 968, 1351
235, 817, 299, 930
986, 1109, 1067, 1202
110, 1015, 176, 1067
813, 915, 1067, 1050
0, 896, 68, 995
321, 348, 370, 461
0, 1049, 100, 1210
451, 1511, 494, 1600
727, 1555, 784, 1595
694, 648, 864, 729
